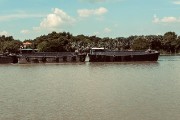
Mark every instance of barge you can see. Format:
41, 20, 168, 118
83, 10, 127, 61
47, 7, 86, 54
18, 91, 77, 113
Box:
88, 48, 160, 62
18, 49, 86, 64
0, 48, 160, 64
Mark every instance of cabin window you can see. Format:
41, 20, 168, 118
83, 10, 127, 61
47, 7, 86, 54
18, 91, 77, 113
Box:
20, 49, 38, 54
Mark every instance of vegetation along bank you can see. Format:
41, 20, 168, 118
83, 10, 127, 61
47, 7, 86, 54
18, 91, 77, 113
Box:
0, 31, 180, 54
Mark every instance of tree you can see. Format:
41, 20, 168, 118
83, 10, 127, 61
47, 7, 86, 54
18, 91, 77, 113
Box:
127, 36, 138, 49
162, 32, 177, 53
37, 41, 48, 52
173, 36, 180, 53
132, 37, 149, 50
0, 35, 22, 53
37, 36, 69, 52
116, 37, 132, 50
145, 35, 162, 50
2, 40, 22, 53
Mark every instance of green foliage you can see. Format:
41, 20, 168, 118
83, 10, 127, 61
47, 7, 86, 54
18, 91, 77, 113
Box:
37, 41, 48, 52
33, 31, 180, 53
162, 32, 177, 52
132, 37, 149, 50
2, 31, 180, 54
146, 35, 162, 50
116, 37, 132, 50
0, 35, 22, 53
36, 34, 70, 52
2, 40, 22, 53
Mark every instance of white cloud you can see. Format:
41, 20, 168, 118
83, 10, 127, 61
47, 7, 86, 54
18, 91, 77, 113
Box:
32, 27, 40, 31
0, 31, 8, 36
172, 0, 180, 4
20, 30, 30, 34
161, 17, 178, 22
152, 15, 160, 23
93, 28, 112, 36
104, 28, 111, 33
77, 7, 108, 17
153, 14, 180, 23
0, 13, 45, 21
93, 32, 100, 35
39, 8, 75, 29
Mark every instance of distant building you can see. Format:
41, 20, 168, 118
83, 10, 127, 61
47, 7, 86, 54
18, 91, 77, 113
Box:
23, 42, 32, 48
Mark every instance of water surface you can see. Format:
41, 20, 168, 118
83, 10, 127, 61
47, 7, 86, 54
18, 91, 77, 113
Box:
1, 56, 180, 120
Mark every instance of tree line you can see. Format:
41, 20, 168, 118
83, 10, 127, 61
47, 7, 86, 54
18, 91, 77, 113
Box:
0, 31, 180, 54
0, 35, 22, 54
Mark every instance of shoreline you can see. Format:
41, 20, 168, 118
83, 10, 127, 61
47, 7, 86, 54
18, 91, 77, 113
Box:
160, 54, 180, 56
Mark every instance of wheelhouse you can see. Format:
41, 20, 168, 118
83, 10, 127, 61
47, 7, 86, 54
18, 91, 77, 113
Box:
20, 49, 38, 54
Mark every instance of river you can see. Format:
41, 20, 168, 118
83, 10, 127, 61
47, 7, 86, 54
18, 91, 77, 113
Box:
0, 56, 180, 120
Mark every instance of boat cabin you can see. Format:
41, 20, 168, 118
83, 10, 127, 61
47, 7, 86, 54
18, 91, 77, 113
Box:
90, 48, 105, 54
20, 49, 38, 54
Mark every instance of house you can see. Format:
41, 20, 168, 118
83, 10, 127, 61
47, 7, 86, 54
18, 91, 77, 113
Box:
23, 42, 32, 48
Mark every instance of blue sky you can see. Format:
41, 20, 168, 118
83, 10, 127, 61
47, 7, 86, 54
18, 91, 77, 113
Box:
0, 0, 180, 40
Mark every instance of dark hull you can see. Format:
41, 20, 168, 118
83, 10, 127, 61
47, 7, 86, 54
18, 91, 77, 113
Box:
0, 56, 13, 64
18, 52, 86, 64
89, 51, 160, 62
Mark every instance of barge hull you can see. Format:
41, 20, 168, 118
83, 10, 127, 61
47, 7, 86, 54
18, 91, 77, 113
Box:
18, 52, 86, 64
89, 52, 160, 62
0, 55, 18, 64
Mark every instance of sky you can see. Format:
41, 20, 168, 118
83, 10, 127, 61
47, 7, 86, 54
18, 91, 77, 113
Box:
0, 0, 180, 40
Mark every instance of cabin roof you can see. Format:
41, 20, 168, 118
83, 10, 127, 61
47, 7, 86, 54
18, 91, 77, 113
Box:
91, 48, 105, 50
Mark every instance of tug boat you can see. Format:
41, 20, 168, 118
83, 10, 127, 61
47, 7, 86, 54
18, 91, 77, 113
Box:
88, 48, 160, 62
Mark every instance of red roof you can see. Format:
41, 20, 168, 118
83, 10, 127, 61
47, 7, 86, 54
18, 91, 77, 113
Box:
23, 42, 32, 45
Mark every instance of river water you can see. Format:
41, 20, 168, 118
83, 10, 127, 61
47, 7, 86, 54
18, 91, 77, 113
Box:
0, 56, 180, 120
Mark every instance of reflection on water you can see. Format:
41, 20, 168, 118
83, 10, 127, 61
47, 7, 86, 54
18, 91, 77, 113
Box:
88, 61, 159, 68
159, 55, 180, 61
1, 56, 180, 120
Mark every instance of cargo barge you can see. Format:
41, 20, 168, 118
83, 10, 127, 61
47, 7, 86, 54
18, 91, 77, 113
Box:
0, 48, 160, 64
88, 48, 160, 62
18, 49, 86, 64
